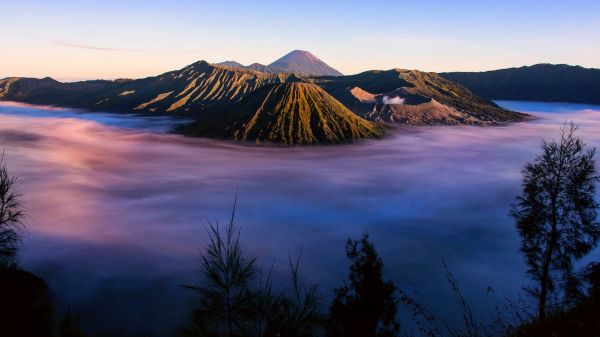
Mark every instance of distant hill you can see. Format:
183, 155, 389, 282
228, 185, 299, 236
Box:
442, 64, 600, 104
178, 82, 383, 144
246, 63, 273, 73
215, 61, 245, 68
0, 59, 526, 145
213, 50, 343, 76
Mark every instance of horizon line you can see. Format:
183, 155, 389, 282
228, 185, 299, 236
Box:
1, 61, 596, 83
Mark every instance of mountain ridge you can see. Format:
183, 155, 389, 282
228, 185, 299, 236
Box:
0, 61, 298, 116
442, 64, 600, 104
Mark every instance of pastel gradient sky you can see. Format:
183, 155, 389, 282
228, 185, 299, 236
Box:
1, 0, 599, 80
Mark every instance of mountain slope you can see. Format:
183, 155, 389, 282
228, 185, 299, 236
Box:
442, 64, 600, 104
0, 62, 295, 115
313, 69, 525, 125
177, 82, 383, 144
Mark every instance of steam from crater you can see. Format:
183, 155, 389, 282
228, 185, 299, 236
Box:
382, 95, 405, 105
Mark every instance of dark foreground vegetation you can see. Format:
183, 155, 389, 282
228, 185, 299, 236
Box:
1, 122, 599, 337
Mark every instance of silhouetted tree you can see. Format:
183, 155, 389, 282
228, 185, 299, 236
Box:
584, 261, 600, 298
184, 199, 256, 337
511, 260, 600, 337
270, 254, 324, 337
567, 259, 600, 303
0, 152, 24, 267
329, 233, 400, 337
184, 199, 324, 337
511, 122, 600, 321
246, 253, 324, 337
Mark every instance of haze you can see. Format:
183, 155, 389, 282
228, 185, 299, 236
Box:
1, 0, 600, 80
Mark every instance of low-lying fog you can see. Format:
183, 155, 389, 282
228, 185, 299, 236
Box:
1, 101, 599, 336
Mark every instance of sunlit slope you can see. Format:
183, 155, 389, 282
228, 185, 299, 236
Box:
0, 62, 294, 115
178, 82, 383, 145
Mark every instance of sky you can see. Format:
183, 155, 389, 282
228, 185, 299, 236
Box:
1, 0, 599, 80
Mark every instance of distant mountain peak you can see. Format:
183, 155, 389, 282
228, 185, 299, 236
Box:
279, 50, 319, 60
268, 50, 343, 76
213, 50, 343, 76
